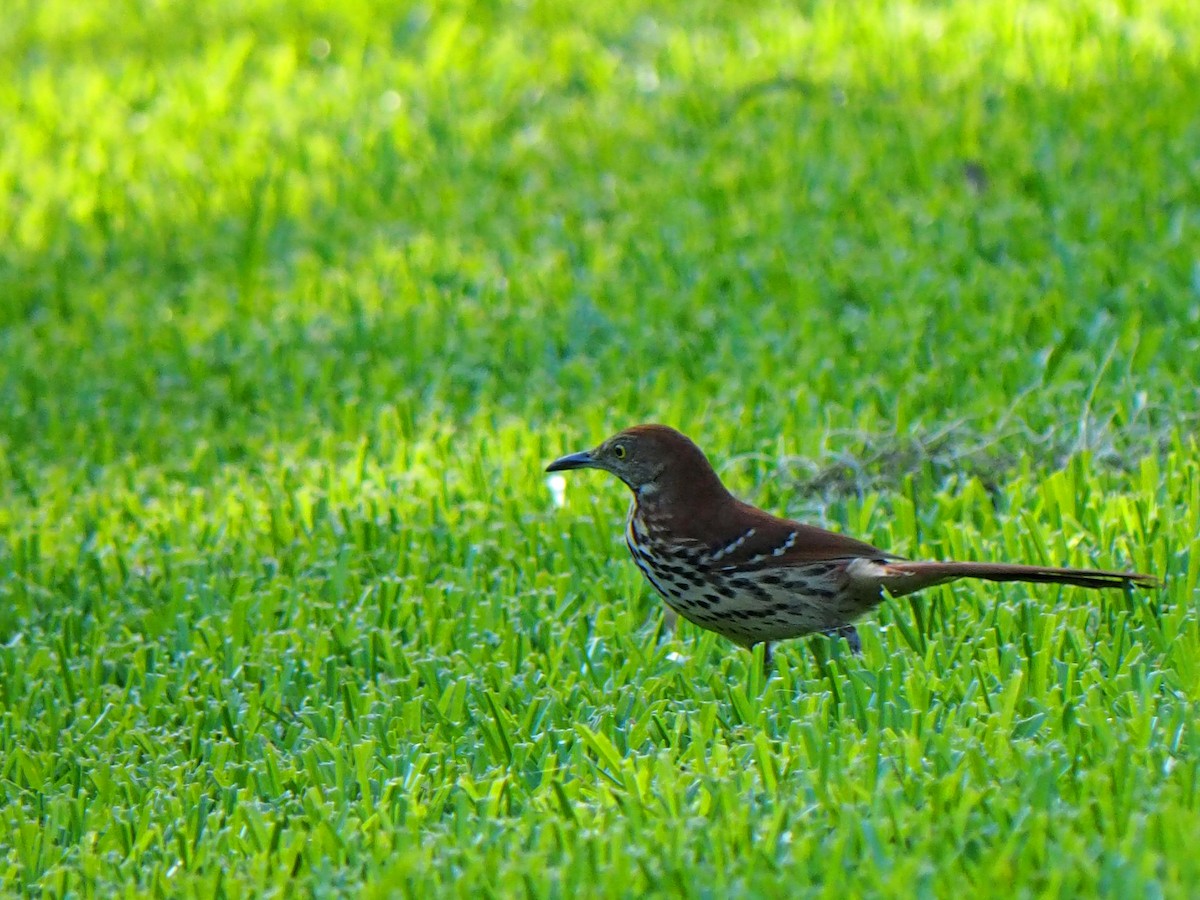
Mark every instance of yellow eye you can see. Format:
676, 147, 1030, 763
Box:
613, 444, 627, 459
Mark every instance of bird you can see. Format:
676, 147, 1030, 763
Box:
546, 424, 1157, 665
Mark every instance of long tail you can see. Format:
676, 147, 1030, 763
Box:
874, 560, 1159, 597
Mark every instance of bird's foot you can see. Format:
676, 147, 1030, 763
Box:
746, 641, 774, 681
821, 625, 861, 655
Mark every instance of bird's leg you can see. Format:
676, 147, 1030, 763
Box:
822, 625, 861, 655
761, 641, 773, 674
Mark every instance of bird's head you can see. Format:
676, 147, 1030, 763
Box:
546, 424, 726, 503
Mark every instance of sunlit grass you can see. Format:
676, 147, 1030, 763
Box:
1, 0, 1198, 895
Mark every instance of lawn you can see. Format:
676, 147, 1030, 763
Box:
1, 0, 1198, 895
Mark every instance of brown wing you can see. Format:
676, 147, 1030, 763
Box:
682, 498, 896, 569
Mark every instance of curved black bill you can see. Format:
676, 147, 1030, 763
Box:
546, 450, 595, 472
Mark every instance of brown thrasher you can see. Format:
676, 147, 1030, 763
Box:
547, 424, 1156, 661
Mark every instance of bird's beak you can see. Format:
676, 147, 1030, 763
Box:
546, 449, 596, 472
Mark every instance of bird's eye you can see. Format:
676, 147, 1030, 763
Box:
613, 444, 627, 459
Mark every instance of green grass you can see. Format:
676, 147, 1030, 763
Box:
1, 0, 1199, 895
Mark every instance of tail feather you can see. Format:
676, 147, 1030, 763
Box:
876, 560, 1158, 597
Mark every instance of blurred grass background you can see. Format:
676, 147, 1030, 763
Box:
1, 0, 1198, 895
